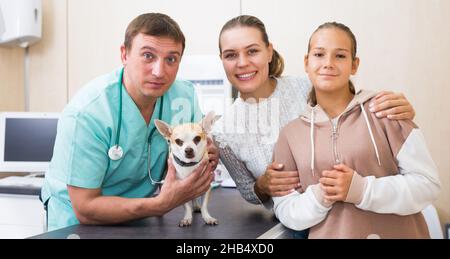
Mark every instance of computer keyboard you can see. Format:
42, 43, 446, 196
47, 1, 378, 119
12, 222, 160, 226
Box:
0, 176, 44, 188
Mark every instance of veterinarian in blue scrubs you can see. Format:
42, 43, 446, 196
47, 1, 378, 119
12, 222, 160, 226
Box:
41, 13, 218, 231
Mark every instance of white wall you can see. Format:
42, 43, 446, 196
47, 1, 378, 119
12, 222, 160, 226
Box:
0, 48, 24, 112
28, 0, 67, 112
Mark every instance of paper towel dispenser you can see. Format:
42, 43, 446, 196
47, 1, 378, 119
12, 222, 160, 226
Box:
0, 0, 42, 48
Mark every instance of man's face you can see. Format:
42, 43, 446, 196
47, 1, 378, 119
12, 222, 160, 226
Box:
121, 33, 183, 99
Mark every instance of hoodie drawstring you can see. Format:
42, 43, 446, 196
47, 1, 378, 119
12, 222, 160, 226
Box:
310, 109, 315, 176
308, 101, 381, 178
360, 103, 381, 166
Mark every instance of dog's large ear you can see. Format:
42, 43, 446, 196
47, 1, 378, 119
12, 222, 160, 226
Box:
201, 111, 221, 133
154, 120, 172, 139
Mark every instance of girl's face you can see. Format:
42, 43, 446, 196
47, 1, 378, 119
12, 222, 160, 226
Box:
305, 28, 359, 94
220, 27, 273, 99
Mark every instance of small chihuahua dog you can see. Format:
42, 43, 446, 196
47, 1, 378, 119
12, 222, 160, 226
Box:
155, 111, 220, 227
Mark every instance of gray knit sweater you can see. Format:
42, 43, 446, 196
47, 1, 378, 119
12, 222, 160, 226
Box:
212, 76, 311, 208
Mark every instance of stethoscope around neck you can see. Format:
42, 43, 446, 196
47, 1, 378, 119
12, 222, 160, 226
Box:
107, 67, 165, 185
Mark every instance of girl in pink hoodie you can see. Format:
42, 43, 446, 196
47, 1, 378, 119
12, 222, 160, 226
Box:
272, 22, 441, 238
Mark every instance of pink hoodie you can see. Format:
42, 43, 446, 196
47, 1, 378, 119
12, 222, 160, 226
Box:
272, 90, 441, 239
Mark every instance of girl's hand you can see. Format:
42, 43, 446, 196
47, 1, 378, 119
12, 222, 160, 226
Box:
319, 164, 354, 202
369, 91, 415, 120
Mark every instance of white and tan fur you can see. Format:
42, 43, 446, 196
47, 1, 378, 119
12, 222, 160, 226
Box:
155, 111, 220, 227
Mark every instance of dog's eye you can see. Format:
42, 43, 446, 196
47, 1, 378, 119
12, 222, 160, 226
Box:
193, 136, 201, 145
175, 139, 184, 146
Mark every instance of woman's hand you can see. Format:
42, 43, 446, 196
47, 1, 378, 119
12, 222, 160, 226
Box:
255, 162, 301, 200
369, 91, 415, 120
319, 164, 354, 202
206, 137, 219, 172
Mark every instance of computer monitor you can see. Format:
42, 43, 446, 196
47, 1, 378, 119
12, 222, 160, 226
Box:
0, 112, 59, 173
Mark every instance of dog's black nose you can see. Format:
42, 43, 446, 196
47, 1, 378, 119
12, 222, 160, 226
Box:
185, 147, 194, 156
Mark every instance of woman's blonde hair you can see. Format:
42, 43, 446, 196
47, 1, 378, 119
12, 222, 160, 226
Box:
307, 22, 357, 106
219, 15, 284, 77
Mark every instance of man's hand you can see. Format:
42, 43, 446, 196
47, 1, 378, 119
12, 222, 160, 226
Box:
255, 162, 301, 200
207, 137, 219, 171
319, 164, 354, 202
158, 158, 214, 214
369, 91, 415, 120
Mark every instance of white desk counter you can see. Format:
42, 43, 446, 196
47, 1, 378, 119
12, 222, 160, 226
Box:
0, 176, 45, 239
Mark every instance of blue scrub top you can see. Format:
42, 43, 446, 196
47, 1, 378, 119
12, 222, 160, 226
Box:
41, 68, 203, 231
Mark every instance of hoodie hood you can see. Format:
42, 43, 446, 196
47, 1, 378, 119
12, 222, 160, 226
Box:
301, 90, 378, 123
302, 89, 381, 175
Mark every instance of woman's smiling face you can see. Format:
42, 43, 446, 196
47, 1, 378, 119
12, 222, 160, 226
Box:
220, 26, 274, 99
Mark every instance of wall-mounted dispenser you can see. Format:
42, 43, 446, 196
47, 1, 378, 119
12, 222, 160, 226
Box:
0, 0, 42, 48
